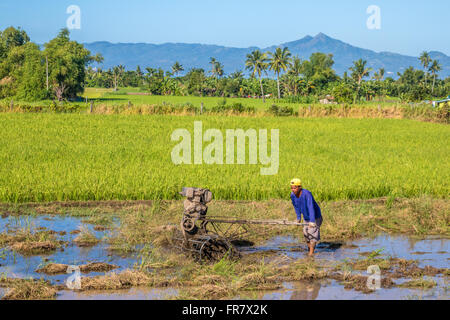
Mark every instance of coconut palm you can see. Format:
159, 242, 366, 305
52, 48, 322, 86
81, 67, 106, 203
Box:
171, 61, 184, 77
209, 57, 217, 77
213, 61, 224, 78
135, 65, 144, 85
419, 51, 431, 86
349, 59, 372, 101
112, 65, 125, 91
288, 56, 302, 77
245, 50, 268, 102
230, 70, 243, 80
373, 68, 385, 81
269, 47, 292, 99
288, 56, 302, 96
428, 59, 442, 94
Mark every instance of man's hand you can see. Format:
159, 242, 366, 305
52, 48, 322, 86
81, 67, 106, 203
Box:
308, 222, 317, 227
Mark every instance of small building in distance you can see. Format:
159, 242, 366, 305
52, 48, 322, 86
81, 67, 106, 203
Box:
432, 96, 450, 107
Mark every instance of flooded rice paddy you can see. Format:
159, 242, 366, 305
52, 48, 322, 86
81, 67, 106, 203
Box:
0, 214, 448, 300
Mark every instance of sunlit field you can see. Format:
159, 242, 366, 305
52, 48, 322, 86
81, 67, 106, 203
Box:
0, 113, 448, 202
82, 87, 298, 110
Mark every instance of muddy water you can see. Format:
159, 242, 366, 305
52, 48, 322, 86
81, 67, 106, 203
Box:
240, 234, 449, 268
0, 215, 448, 300
249, 278, 449, 300
0, 215, 140, 284
57, 287, 179, 300
238, 235, 449, 300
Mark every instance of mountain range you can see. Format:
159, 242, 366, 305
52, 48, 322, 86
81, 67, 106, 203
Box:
84, 33, 450, 78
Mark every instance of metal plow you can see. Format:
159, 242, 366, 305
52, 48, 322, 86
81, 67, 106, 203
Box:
172, 187, 308, 262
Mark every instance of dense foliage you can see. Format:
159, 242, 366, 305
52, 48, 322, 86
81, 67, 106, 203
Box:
0, 27, 101, 101
0, 26, 448, 103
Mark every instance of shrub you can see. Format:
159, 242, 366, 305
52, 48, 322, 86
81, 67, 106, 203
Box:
267, 104, 293, 116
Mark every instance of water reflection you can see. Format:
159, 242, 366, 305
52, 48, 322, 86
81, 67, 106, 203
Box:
289, 281, 321, 300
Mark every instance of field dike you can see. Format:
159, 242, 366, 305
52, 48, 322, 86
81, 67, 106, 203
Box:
1, 101, 448, 124
0, 197, 448, 300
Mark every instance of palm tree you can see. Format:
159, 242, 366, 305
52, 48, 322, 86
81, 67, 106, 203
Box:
288, 56, 302, 96
379, 68, 385, 80
230, 70, 243, 80
419, 51, 431, 86
136, 65, 144, 86
269, 47, 292, 99
298, 79, 315, 96
429, 59, 442, 94
171, 61, 184, 77
245, 50, 268, 102
373, 68, 385, 81
349, 59, 372, 102
213, 61, 224, 78
112, 65, 125, 91
209, 57, 217, 78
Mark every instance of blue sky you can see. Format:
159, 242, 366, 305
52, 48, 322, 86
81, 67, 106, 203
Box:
0, 0, 449, 56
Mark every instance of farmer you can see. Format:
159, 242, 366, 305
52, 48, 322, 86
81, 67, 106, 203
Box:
290, 178, 323, 256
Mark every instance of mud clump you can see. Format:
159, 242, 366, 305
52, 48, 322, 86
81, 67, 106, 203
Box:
35, 263, 69, 275
10, 241, 58, 255
74, 240, 99, 247
236, 273, 281, 290
0, 229, 62, 255
93, 226, 108, 231
78, 270, 155, 291
397, 278, 437, 289
0, 278, 57, 300
188, 275, 227, 286
73, 229, 100, 247
278, 258, 329, 281
79, 262, 119, 273
43, 230, 67, 236
187, 284, 235, 300
388, 259, 447, 278
330, 272, 394, 294
36, 262, 119, 275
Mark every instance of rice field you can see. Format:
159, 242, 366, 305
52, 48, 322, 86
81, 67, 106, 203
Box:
0, 87, 424, 114
0, 113, 448, 202
83, 87, 297, 110
80, 87, 403, 110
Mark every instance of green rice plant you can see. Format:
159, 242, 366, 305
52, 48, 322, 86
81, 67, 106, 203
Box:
398, 277, 437, 289
212, 251, 236, 277
0, 114, 448, 202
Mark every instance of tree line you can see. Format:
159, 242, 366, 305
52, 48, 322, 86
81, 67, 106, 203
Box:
0, 27, 101, 101
1, 26, 448, 103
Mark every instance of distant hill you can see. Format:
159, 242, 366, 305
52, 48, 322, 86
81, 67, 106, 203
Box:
84, 33, 450, 78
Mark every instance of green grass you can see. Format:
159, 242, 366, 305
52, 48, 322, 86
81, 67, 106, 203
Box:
96, 91, 294, 110
2, 88, 443, 118
86, 88, 406, 110
6, 87, 397, 111
0, 113, 449, 202
81, 87, 115, 99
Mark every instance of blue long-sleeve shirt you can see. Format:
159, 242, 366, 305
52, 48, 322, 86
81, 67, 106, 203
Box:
290, 189, 322, 223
